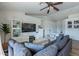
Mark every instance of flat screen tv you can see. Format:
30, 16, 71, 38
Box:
22, 23, 36, 32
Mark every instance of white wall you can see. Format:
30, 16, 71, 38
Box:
56, 13, 79, 41
0, 14, 11, 43
63, 14, 79, 40
44, 13, 79, 41
56, 20, 64, 33
43, 20, 57, 37
2, 10, 79, 42
0, 11, 42, 42
0, 11, 56, 42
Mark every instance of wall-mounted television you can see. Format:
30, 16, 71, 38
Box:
22, 23, 36, 32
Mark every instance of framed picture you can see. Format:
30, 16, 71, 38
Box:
67, 21, 72, 24
74, 20, 79, 24
68, 25, 72, 28
74, 20, 79, 29
74, 25, 79, 28
67, 21, 72, 28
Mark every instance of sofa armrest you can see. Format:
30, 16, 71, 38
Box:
8, 45, 14, 56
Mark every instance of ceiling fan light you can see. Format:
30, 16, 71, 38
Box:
40, 3, 44, 5
40, 2, 44, 5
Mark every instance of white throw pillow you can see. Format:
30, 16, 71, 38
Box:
24, 43, 45, 52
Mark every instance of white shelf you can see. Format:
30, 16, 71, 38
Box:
12, 28, 21, 29
11, 20, 22, 37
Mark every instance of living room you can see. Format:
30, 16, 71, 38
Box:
0, 2, 79, 56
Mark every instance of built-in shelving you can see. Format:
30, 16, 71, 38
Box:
11, 20, 22, 37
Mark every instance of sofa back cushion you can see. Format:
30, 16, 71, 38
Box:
34, 44, 58, 56
8, 39, 16, 48
24, 43, 45, 53
56, 35, 69, 50
13, 42, 32, 56
56, 34, 64, 42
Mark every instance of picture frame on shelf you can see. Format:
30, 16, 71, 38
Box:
13, 29, 21, 37
11, 20, 22, 37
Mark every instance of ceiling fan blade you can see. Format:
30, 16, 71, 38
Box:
40, 2, 45, 5
52, 6, 59, 11
45, 2, 49, 4
40, 6, 48, 11
45, 2, 52, 6
40, 2, 43, 5
47, 9, 50, 14
53, 2, 63, 5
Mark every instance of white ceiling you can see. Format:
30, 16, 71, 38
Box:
0, 2, 79, 20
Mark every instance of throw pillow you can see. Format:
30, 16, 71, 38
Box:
24, 43, 45, 53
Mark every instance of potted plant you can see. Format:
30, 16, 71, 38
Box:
0, 24, 10, 49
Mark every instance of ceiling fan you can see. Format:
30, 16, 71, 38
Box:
40, 2, 63, 14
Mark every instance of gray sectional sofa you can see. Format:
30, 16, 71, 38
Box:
8, 35, 72, 56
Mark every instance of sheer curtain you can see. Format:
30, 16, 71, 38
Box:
0, 35, 5, 56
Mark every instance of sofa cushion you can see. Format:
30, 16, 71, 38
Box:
56, 35, 69, 50
24, 43, 45, 53
34, 44, 58, 56
13, 42, 32, 56
56, 34, 64, 42
57, 39, 72, 56
8, 39, 16, 48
